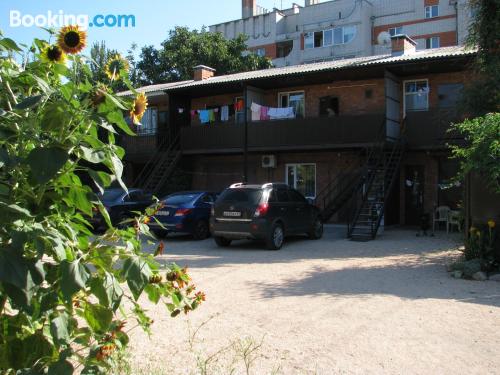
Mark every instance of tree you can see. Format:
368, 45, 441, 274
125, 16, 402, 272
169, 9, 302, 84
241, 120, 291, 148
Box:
136, 26, 273, 85
0, 29, 203, 373
88, 41, 119, 83
461, 0, 500, 116
450, 0, 500, 193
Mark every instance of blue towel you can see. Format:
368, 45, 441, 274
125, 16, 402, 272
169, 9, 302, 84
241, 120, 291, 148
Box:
199, 110, 210, 124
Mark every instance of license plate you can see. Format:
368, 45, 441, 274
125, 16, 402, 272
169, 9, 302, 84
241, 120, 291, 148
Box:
223, 211, 241, 217
156, 211, 170, 216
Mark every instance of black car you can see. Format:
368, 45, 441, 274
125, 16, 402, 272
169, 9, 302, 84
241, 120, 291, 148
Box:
210, 183, 323, 250
92, 188, 153, 229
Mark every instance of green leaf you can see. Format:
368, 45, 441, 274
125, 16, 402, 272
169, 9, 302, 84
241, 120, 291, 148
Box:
60, 259, 89, 302
0, 37, 22, 51
41, 103, 67, 131
122, 257, 152, 300
79, 146, 106, 164
83, 303, 112, 334
50, 313, 70, 346
26, 147, 69, 184
97, 202, 112, 229
48, 359, 74, 375
90, 273, 123, 311
66, 186, 93, 217
106, 110, 135, 136
15, 95, 44, 110
110, 154, 128, 192
104, 92, 127, 110
88, 170, 112, 194
144, 284, 161, 304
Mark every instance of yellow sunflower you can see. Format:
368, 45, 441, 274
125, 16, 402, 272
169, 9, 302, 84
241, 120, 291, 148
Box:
104, 54, 129, 81
40, 44, 67, 64
130, 93, 148, 125
57, 25, 87, 54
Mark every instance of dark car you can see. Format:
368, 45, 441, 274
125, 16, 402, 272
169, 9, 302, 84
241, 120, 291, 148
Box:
149, 191, 218, 240
92, 188, 153, 229
210, 183, 323, 250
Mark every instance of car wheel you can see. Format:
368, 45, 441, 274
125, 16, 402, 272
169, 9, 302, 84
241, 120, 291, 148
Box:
153, 229, 168, 239
214, 236, 232, 247
308, 217, 323, 240
193, 220, 209, 240
266, 223, 284, 250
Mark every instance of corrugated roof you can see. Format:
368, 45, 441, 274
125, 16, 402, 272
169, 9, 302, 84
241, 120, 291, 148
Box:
117, 80, 193, 96
163, 46, 475, 91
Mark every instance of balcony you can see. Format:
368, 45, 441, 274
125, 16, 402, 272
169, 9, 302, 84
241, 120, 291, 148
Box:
405, 110, 464, 149
180, 114, 385, 154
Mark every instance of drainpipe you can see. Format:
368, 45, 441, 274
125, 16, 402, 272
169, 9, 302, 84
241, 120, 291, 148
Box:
243, 83, 249, 183
454, 1, 459, 45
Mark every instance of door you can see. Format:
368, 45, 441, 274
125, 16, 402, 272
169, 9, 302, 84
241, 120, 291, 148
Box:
405, 166, 425, 225
288, 189, 310, 232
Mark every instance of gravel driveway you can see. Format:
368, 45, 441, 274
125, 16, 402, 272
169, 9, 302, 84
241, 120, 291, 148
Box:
127, 227, 500, 374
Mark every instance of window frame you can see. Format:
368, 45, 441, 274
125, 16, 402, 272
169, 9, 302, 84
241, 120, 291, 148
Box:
278, 90, 306, 118
135, 106, 158, 136
304, 32, 314, 49
235, 96, 245, 124
425, 36, 440, 49
254, 47, 266, 57
403, 79, 429, 113
425, 5, 439, 19
285, 163, 317, 199
305, 25, 356, 49
388, 26, 403, 36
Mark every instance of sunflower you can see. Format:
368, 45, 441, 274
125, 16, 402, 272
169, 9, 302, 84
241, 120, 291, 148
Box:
57, 25, 87, 54
90, 83, 110, 107
487, 219, 496, 229
130, 93, 148, 124
104, 54, 130, 81
40, 44, 67, 64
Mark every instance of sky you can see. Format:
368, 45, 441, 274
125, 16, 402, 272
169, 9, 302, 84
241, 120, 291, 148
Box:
0, 0, 301, 55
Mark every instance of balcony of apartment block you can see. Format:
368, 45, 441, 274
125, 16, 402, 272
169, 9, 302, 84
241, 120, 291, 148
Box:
180, 112, 386, 155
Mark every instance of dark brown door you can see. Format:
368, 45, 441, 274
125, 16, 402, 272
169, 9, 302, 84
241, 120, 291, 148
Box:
405, 166, 425, 225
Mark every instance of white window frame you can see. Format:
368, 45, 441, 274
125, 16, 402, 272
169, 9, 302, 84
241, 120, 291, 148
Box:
235, 96, 245, 124
403, 79, 429, 113
305, 25, 356, 49
425, 5, 439, 19
285, 163, 317, 199
255, 48, 266, 57
425, 36, 440, 49
278, 90, 305, 118
389, 26, 403, 36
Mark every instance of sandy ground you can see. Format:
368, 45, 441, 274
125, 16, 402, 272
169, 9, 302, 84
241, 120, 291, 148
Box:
127, 227, 500, 375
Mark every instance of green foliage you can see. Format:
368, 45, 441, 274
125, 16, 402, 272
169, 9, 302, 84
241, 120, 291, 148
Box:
450, 113, 500, 194
0, 31, 203, 373
462, 0, 500, 116
136, 26, 273, 85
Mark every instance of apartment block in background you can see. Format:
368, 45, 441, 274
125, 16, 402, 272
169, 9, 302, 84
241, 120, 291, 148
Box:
209, 0, 473, 67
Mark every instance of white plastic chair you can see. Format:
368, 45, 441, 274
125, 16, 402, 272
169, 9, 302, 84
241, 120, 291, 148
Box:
433, 206, 451, 233
448, 210, 461, 233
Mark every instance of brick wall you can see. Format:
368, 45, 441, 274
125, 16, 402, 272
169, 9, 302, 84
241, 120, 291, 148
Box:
414, 30, 457, 47
249, 43, 277, 59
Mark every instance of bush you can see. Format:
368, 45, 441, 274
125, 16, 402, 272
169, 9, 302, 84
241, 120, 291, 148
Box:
0, 29, 203, 373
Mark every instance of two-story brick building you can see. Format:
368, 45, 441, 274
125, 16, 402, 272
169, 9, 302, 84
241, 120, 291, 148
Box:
121, 36, 474, 239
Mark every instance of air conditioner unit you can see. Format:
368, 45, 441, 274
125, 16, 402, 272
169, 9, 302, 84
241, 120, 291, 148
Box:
261, 155, 276, 168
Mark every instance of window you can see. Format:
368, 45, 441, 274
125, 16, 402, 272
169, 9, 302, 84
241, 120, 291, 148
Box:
343, 26, 356, 43
255, 48, 266, 57
279, 91, 305, 118
235, 96, 245, 124
425, 36, 440, 49
304, 32, 314, 49
135, 107, 158, 135
389, 26, 403, 36
286, 164, 316, 198
404, 80, 429, 112
438, 83, 463, 108
425, 5, 439, 18
319, 96, 339, 117
304, 26, 356, 48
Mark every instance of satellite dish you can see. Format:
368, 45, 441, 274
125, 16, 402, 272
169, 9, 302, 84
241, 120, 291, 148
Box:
377, 31, 392, 46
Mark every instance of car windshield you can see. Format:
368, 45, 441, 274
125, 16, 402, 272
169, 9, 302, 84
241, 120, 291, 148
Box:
164, 193, 199, 205
218, 188, 262, 204
101, 189, 125, 202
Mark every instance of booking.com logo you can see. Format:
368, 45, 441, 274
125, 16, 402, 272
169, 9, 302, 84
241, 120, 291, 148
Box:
9, 10, 136, 29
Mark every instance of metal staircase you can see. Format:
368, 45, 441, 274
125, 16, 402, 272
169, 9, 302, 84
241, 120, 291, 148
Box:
132, 134, 182, 196
347, 139, 404, 241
